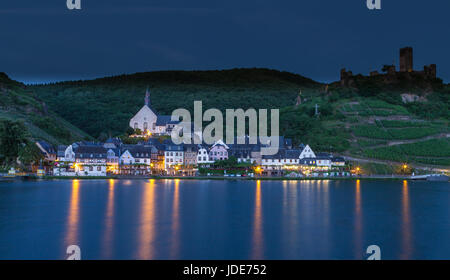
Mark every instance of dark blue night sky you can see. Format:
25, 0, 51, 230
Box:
1, 0, 449, 84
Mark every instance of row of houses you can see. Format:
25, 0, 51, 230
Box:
36, 136, 347, 177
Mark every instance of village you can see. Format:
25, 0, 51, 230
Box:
36, 136, 349, 178
32, 89, 351, 178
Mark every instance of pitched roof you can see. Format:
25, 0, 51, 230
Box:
331, 157, 345, 162
184, 144, 198, 152
105, 138, 122, 145
156, 115, 180, 126
128, 145, 153, 158
165, 144, 184, 151
262, 148, 301, 159
36, 140, 56, 154
75, 145, 107, 159
57, 145, 68, 157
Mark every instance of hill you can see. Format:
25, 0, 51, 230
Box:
30, 68, 323, 138
30, 68, 450, 168
0, 72, 91, 145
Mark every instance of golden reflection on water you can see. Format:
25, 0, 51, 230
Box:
320, 180, 330, 212
102, 179, 115, 258
282, 181, 288, 216
65, 180, 80, 246
170, 179, 180, 258
401, 180, 412, 259
252, 180, 263, 259
354, 179, 362, 258
137, 179, 156, 259
321, 180, 330, 243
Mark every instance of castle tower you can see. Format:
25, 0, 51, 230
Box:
400, 47, 413, 72
144, 87, 150, 106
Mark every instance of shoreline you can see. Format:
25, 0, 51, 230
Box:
13, 175, 421, 181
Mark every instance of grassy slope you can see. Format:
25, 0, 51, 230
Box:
30, 68, 450, 166
0, 73, 91, 145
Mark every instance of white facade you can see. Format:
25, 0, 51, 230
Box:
261, 158, 285, 167
164, 150, 184, 170
154, 124, 167, 134
299, 145, 315, 159
120, 150, 135, 165
60, 145, 75, 162
316, 158, 332, 168
129, 105, 158, 133
332, 161, 345, 167
134, 153, 152, 166
75, 164, 107, 176
74, 154, 107, 176
197, 147, 213, 164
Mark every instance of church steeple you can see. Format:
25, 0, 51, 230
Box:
144, 87, 150, 106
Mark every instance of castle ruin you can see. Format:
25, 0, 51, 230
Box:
340, 47, 437, 87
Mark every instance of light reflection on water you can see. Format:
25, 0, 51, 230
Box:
137, 179, 156, 259
65, 179, 80, 247
170, 179, 180, 259
0, 179, 449, 260
102, 179, 115, 259
401, 180, 412, 259
354, 179, 362, 258
251, 180, 263, 259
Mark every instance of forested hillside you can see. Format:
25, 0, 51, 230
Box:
31, 68, 323, 138
0, 72, 91, 145
30, 68, 450, 167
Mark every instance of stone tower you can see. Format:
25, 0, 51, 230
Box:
400, 47, 413, 72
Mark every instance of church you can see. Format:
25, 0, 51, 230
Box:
129, 89, 179, 135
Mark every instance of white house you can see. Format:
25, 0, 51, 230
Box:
129, 146, 152, 166
299, 144, 316, 159
119, 145, 153, 175
120, 150, 135, 165
73, 145, 107, 176
331, 157, 346, 167
315, 156, 332, 169
197, 145, 213, 164
129, 103, 157, 133
164, 144, 184, 171
106, 148, 120, 174
209, 140, 229, 161
129, 89, 180, 135
62, 145, 76, 162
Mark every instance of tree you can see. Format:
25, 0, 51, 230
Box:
98, 132, 108, 142
18, 142, 44, 170
125, 126, 135, 136
382, 65, 394, 73
0, 119, 30, 165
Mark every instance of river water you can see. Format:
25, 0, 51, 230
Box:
0, 179, 449, 260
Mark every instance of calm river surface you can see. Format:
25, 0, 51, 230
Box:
0, 179, 449, 260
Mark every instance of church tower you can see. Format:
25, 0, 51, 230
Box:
145, 87, 150, 106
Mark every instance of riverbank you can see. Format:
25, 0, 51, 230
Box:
31, 175, 419, 181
